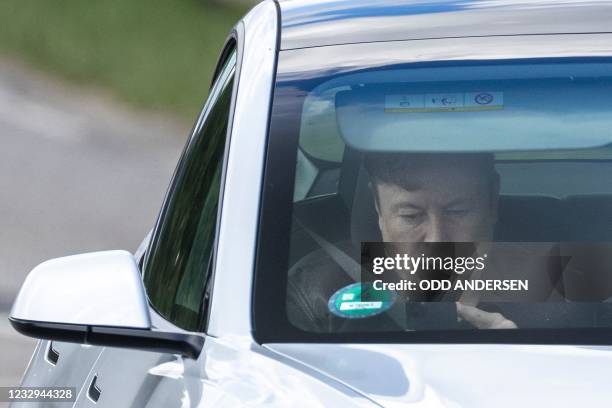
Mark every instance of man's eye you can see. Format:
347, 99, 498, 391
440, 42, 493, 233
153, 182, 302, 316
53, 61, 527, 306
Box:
399, 213, 422, 222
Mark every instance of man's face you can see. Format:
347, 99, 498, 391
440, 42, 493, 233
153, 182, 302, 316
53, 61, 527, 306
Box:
372, 156, 499, 242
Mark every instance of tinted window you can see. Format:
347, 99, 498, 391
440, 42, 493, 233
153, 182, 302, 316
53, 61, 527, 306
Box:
254, 51, 612, 344
143, 51, 235, 331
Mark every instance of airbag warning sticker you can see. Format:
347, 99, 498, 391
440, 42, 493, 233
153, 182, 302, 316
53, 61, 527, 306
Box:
385, 92, 504, 112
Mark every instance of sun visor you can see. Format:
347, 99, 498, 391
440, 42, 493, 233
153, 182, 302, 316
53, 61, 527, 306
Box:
335, 79, 612, 152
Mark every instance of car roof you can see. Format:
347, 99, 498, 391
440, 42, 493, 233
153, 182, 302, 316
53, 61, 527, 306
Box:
277, 0, 612, 50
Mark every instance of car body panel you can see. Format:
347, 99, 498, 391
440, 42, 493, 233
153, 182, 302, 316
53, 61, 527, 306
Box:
192, 337, 376, 408
268, 343, 612, 407
277, 33, 612, 81
69, 329, 181, 407
63, 308, 206, 407
13, 342, 103, 408
206, 0, 277, 337
70, 335, 376, 408
278, 0, 612, 50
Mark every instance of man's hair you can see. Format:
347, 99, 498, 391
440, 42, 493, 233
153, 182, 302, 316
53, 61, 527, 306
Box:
364, 152, 497, 189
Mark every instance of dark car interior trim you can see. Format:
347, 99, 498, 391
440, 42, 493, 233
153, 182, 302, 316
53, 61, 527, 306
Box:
9, 318, 205, 359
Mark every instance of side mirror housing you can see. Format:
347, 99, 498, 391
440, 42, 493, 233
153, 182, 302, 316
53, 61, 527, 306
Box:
9, 251, 203, 359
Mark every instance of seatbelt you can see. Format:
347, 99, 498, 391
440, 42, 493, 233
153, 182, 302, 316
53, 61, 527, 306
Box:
296, 220, 361, 282
297, 220, 407, 328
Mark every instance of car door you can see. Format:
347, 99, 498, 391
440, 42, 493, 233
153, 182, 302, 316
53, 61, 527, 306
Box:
14, 340, 103, 404
70, 40, 239, 408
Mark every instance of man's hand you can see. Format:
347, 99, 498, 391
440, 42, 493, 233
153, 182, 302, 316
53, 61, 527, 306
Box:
456, 302, 517, 329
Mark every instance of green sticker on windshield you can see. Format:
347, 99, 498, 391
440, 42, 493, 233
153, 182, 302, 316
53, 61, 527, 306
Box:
328, 283, 396, 319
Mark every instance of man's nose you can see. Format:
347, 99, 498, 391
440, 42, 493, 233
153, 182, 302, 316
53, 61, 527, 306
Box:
424, 215, 448, 242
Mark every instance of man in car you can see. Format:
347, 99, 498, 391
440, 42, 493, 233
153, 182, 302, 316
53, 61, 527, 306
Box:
288, 152, 564, 332
364, 152, 513, 329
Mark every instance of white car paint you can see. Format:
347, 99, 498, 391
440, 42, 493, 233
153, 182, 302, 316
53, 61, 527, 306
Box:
268, 343, 612, 407
10, 250, 150, 329
206, 0, 277, 338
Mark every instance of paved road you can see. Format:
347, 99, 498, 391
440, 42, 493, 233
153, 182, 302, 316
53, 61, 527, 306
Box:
0, 59, 187, 388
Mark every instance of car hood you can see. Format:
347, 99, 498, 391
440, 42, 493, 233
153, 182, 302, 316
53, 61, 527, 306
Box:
266, 343, 612, 407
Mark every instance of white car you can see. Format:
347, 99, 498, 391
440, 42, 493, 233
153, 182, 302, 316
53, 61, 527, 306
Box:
9, 0, 612, 406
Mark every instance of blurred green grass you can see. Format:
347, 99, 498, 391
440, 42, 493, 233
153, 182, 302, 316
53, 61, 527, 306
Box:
0, 0, 249, 120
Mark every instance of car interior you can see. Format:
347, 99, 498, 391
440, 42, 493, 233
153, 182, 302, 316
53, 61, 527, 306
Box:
290, 145, 612, 305
284, 64, 612, 332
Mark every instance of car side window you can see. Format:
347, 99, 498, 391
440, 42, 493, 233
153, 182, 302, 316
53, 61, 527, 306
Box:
142, 49, 236, 331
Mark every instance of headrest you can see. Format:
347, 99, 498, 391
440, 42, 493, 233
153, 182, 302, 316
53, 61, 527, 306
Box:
564, 194, 612, 241
495, 195, 565, 242
350, 164, 382, 245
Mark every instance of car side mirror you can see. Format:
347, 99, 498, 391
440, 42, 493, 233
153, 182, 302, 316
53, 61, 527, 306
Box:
9, 251, 203, 359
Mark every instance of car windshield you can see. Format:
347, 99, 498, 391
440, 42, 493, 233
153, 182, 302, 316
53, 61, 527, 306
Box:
254, 44, 612, 343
